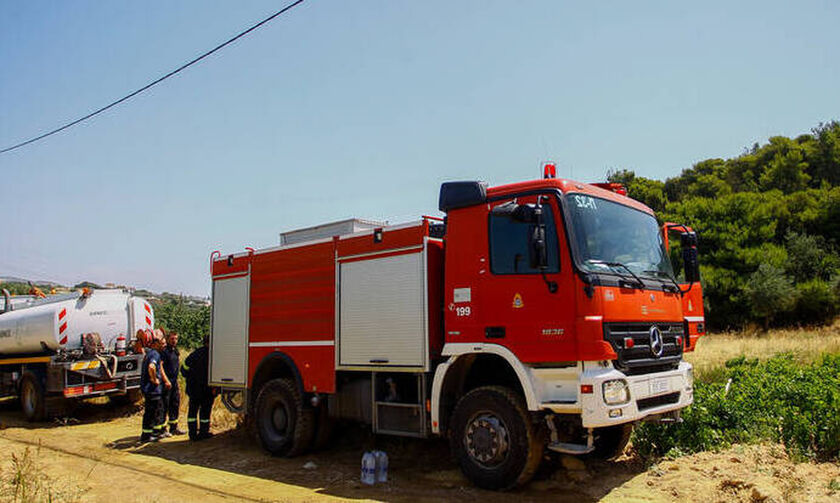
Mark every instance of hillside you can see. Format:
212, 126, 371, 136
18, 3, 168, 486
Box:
611, 121, 840, 329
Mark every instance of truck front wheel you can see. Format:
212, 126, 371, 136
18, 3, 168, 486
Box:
449, 386, 544, 490
20, 373, 46, 422
254, 378, 314, 457
590, 424, 633, 460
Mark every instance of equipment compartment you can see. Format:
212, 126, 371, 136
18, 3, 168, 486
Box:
210, 274, 250, 387
338, 249, 429, 368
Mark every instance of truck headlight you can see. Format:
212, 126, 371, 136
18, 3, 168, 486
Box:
686, 367, 694, 390
602, 379, 630, 405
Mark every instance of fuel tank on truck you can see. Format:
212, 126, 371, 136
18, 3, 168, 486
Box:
0, 289, 155, 355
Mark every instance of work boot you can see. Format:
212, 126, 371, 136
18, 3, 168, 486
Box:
188, 420, 198, 440
140, 433, 152, 443
198, 419, 212, 440
158, 431, 172, 439
170, 426, 186, 436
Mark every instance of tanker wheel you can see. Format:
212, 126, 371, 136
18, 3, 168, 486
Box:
20, 373, 46, 422
254, 378, 314, 457
449, 386, 544, 490
589, 424, 633, 460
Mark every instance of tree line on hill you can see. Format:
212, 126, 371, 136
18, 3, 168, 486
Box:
610, 121, 840, 329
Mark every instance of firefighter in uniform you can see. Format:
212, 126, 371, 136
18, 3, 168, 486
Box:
140, 331, 170, 442
161, 330, 185, 436
181, 336, 216, 440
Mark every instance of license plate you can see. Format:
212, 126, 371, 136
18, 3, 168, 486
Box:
649, 377, 671, 395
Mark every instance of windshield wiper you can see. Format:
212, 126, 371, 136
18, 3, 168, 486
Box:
644, 269, 684, 295
587, 260, 645, 289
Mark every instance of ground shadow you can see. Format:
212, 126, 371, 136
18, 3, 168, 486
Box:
122, 422, 643, 502
0, 395, 142, 430
1, 398, 644, 501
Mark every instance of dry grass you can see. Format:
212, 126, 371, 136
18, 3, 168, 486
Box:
0, 446, 85, 503
686, 321, 840, 380
173, 375, 242, 432
209, 399, 242, 431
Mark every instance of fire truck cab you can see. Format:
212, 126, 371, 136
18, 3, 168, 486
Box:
209, 172, 704, 489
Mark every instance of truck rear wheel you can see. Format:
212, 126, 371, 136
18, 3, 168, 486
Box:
589, 424, 633, 460
20, 373, 46, 422
254, 378, 314, 457
449, 386, 544, 490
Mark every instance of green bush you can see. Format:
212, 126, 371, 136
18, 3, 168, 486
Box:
153, 297, 210, 349
793, 279, 838, 324
632, 354, 840, 461
744, 264, 797, 328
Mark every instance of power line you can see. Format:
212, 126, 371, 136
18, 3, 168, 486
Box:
0, 0, 306, 155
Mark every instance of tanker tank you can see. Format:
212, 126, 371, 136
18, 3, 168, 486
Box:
0, 289, 154, 355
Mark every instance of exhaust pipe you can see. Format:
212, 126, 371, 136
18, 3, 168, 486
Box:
1, 289, 11, 313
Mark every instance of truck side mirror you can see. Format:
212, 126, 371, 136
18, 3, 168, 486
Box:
680, 232, 700, 283
530, 222, 548, 269
529, 204, 548, 270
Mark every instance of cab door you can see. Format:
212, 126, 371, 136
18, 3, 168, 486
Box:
479, 194, 576, 362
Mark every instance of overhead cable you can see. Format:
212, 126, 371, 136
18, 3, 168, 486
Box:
0, 0, 306, 154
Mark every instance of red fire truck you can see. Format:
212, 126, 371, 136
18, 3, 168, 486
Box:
209, 168, 705, 489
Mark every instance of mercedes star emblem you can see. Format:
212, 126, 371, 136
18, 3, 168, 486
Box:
649, 325, 664, 358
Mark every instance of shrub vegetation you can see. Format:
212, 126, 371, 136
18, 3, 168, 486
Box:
632, 353, 840, 461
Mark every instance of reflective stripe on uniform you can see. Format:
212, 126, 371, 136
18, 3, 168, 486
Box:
142, 429, 153, 433
168, 420, 178, 425
181, 362, 190, 370
155, 423, 166, 429
187, 417, 197, 422
199, 419, 210, 423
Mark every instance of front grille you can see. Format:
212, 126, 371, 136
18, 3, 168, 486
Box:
637, 392, 681, 411
604, 322, 684, 375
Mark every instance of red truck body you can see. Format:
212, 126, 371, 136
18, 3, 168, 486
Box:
211, 223, 442, 395
209, 174, 704, 489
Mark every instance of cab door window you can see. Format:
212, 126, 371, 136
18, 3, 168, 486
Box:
489, 200, 560, 274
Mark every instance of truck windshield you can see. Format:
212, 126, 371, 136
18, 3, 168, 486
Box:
566, 193, 674, 279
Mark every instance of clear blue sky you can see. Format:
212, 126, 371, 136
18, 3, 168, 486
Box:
2, 1, 838, 296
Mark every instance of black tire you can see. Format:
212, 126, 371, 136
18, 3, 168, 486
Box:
310, 402, 334, 451
449, 386, 544, 490
589, 424, 633, 460
45, 397, 74, 419
20, 373, 46, 422
109, 389, 143, 406
254, 378, 314, 457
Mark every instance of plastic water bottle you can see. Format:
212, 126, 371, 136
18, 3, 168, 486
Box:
374, 450, 388, 483
361, 451, 376, 485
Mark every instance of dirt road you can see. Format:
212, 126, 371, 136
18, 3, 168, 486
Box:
0, 400, 837, 502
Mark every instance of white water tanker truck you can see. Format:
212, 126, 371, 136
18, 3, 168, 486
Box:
0, 288, 154, 420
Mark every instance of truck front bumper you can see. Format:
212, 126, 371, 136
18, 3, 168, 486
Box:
539, 361, 694, 428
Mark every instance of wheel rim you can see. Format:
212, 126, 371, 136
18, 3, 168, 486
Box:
464, 412, 510, 467
271, 404, 289, 433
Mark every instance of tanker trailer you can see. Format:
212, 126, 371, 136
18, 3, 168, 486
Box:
0, 288, 154, 420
